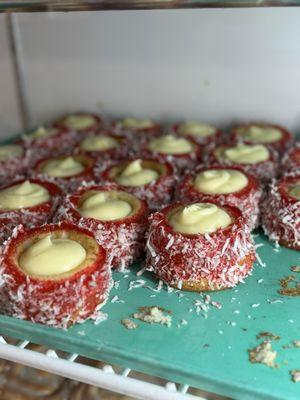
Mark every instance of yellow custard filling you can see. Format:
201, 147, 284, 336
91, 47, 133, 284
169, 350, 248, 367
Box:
62, 115, 95, 130
79, 191, 132, 221
0, 181, 50, 210
0, 145, 23, 161
289, 184, 300, 200
115, 159, 159, 187
29, 126, 58, 138
177, 121, 216, 137
148, 135, 194, 155
19, 234, 86, 276
80, 135, 119, 151
194, 169, 248, 194
120, 118, 154, 129
41, 156, 84, 178
236, 125, 282, 144
168, 203, 232, 234
216, 144, 269, 165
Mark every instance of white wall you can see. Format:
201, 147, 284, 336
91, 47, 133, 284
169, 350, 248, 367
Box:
1, 9, 300, 138
0, 15, 22, 137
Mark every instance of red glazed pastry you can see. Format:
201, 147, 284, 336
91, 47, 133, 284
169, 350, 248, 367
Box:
0, 178, 62, 245
177, 166, 262, 230
171, 121, 223, 146
100, 159, 176, 210
0, 221, 111, 328
55, 184, 148, 270
261, 173, 300, 249
54, 113, 102, 135
146, 201, 255, 291
207, 143, 277, 183
22, 125, 78, 161
76, 132, 127, 162
32, 154, 96, 192
281, 142, 300, 174
140, 134, 202, 173
0, 144, 29, 186
230, 123, 293, 155
112, 117, 161, 138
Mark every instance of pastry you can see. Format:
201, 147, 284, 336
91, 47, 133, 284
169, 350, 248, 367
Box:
140, 134, 202, 173
0, 221, 111, 328
177, 165, 262, 230
0, 178, 61, 244
33, 155, 95, 191
262, 173, 300, 249
231, 123, 293, 154
56, 184, 148, 270
146, 201, 255, 291
101, 158, 175, 210
208, 143, 277, 183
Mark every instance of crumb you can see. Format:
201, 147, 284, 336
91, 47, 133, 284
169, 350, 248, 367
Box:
251, 303, 260, 308
290, 370, 300, 382
203, 343, 209, 348
133, 306, 172, 327
291, 266, 300, 273
249, 341, 277, 368
121, 318, 138, 330
256, 332, 281, 341
293, 340, 300, 348
279, 276, 300, 296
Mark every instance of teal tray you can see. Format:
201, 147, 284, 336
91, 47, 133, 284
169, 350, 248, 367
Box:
0, 231, 299, 400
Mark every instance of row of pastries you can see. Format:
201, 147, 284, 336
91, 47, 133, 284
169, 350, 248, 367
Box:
0, 112, 299, 329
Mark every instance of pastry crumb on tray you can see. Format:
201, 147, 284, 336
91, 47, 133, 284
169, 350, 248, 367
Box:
248, 341, 277, 368
290, 370, 300, 383
121, 319, 138, 330
133, 306, 172, 328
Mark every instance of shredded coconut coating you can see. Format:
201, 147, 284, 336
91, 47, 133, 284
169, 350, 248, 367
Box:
55, 183, 149, 271
100, 160, 177, 211
0, 178, 62, 245
146, 202, 256, 291
0, 148, 31, 187
205, 145, 278, 184
21, 128, 79, 164
262, 174, 300, 249
0, 222, 112, 329
177, 166, 262, 230
281, 142, 300, 175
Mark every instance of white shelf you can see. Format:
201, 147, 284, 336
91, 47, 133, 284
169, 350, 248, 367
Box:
0, 334, 207, 400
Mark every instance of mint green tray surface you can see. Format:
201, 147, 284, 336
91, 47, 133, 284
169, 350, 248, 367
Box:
0, 232, 299, 400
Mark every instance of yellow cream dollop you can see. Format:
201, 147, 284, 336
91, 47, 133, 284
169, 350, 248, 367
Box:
121, 118, 154, 129
289, 185, 300, 200
178, 121, 216, 137
80, 135, 119, 152
80, 191, 132, 221
62, 115, 95, 130
116, 160, 159, 187
195, 169, 248, 194
29, 126, 58, 138
41, 156, 84, 178
148, 135, 193, 155
169, 203, 232, 234
217, 144, 269, 165
0, 181, 50, 210
19, 235, 86, 276
0, 145, 23, 161
236, 125, 282, 144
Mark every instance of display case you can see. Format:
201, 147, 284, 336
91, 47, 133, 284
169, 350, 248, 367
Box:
0, 5, 299, 400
